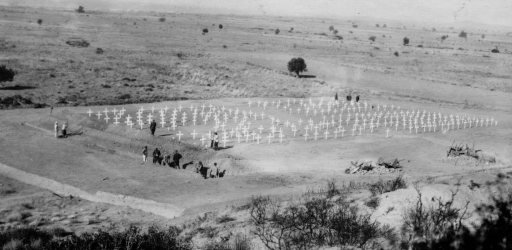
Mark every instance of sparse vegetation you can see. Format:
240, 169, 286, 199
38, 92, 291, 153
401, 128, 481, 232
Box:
365, 196, 380, 209
0, 65, 17, 82
328, 25, 334, 31
459, 30, 468, 39
369, 36, 376, 42
275, 28, 280, 35
159, 17, 166, 22
333, 29, 338, 35
376, 24, 380, 28
219, 24, 223, 29
394, 51, 399, 57
250, 182, 396, 250
403, 37, 410, 46
96, 48, 104, 54
368, 175, 407, 196
75, 6, 85, 13
0, 225, 190, 250
202, 28, 208, 35
352, 24, 358, 28
37, 19, 42, 25
441, 35, 449, 42
287, 57, 307, 77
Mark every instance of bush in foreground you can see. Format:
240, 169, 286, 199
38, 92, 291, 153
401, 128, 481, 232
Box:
0, 226, 190, 250
0, 65, 16, 82
368, 175, 407, 196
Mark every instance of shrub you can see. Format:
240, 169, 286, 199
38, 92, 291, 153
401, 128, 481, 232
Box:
37, 19, 42, 25
403, 37, 410, 45
250, 193, 395, 250
394, 51, 399, 56
334, 35, 343, 40
376, 24, 380, 27
0, 65, 16, 82
432, 27, 436, 31
329, 25, 334, 31
491, 48, 500, 53
287, 57, 307, 77
481, 34, 485, 39
459, 30, 467, 39
118, 94, 131, 99
441, 35, 449, 42
159, 17, 165, 22
96, 48, 104, 54
352, 24, 358, 28
219, 24, 223, 29
369, 36, 376, 42
365, 196, 380, 209
368, 175, 407, 196
216, 214, 236, 223
275, 28, 280, 35
383, 24, 387, 27
202, 28, 208, 35
333, 29, 338, 35
222, 45, 227, 49
76, 6, 85, 13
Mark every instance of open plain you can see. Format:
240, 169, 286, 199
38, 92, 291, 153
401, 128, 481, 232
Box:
0, 5, 511, 249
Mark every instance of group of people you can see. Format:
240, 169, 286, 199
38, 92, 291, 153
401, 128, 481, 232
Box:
142, 146, 225, 179
54, 121, 68, 138
142, 146, 183, 168
334, 93, 360, 103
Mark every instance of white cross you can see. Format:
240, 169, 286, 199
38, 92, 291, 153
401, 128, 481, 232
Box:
324, 130, 329, 139
386, 128, 391, 138
104, 116, 110, 123
200, 135, 206, 146
255, 133, 262, 144
87, 109, 93, 117
279, 132, 285, 143
96, 111, 102, 119
267, 133, 272, 144
191, 130, 198, 139
176, 131, 183, 140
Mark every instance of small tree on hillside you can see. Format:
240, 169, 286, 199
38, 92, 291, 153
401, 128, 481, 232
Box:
403, 37, 410, 46
37, 19, 42, 25
0, 65, 16, 82
275, 28, 280, 35
76, 6, 85, 13
459, 30, 467, 39
329, 25, 334, 31
287, 58, 307, 77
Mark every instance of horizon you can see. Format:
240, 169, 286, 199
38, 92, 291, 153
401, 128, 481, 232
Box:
1, 0, 511, 28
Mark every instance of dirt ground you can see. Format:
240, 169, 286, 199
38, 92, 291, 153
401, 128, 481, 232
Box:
0, 6, 511, 249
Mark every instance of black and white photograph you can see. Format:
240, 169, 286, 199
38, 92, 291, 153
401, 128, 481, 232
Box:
0, 0, 511, 249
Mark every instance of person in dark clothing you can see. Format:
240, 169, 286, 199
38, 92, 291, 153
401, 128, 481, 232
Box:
210, 131, 214, 148
152, 147, 162, 164
214, 132, 219, 151
173, 150, 183, 169
347, 94, 352, 101
150, 120, 157, 136
356, 95, 360, 103
334, 93, 338, 101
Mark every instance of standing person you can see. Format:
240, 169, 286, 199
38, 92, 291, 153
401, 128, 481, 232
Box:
356, 95, 360, 103
173, 150, 182, 169
152, 147, 161, 164
334, 93, 338, 101
214, 132, 219, 150
149, 120, 157, 136
54, 122, 59, 138
347, 94, 352, 102
62, 122, 68, 138
210, 131, 214, 148
142, 146, 148, 163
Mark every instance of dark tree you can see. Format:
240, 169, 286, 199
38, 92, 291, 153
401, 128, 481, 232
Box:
218, 24, 223, 29
202, 28, 208, 35
459, 30, 467, 39
403, 37, 410, 45
76, 6, 85, 13
369, 36, 376, 42
0, 65, 16, 82
37, 19, 42, 25
287, 58, 307, 77
275, 28, 280, 35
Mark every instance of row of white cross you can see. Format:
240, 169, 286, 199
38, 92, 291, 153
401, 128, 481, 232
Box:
85, 98, 498, 145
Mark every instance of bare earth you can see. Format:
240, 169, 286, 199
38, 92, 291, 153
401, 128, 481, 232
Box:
0, 6, 512, 249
